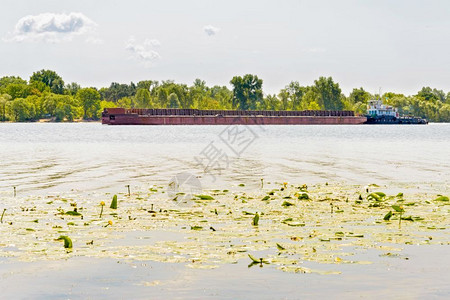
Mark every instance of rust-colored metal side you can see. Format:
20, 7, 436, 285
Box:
102, 108, 367, 125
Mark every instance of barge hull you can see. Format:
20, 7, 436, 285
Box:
102, 108, 367, 125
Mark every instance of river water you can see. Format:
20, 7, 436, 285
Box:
0, 123, 449, 299
0, 123, 449, 194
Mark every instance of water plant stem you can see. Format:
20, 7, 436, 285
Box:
1, 209, 6, 223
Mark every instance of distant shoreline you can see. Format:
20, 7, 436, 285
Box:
0, 119, 101, 124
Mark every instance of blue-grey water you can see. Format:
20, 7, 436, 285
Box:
0, 123, 449, 194
0, 123, 449, 299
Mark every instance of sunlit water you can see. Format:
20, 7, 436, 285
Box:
0, 123, 449, 298
0, 123, 449, 194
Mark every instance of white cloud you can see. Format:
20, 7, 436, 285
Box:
203, 25, 220, 36
126, 37, 161, 67
4, 12, 97, 43
144, 39, 161, 47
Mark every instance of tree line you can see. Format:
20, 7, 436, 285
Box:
1, 69, 449, 122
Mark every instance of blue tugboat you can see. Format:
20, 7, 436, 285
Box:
365, 100, 428, 124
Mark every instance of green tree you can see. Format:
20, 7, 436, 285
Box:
349, 88, 371, 104
210, 85, 232, 109
313, 76, 343, 110
417, 87, 445, 103
30, 70, 65, 94
5, 83, 31, 100
137, 80, 158, 93
117, 97, 133, 108
77, 88, 101, 119
8, 97, 37, 121
42, 93, 80, 121
285, 81, 305, 110
134, 88, 153, 108
168, 93, 180, 108
0, 76, 27, 91
156, 88, 168, 108
230, 74, 263, 110
278, 89, 290, 110
0, 94, 12, 121
65, 82, 81, 96
100, 82, 137, 102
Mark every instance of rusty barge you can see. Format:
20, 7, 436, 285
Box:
102, 108, 367, 125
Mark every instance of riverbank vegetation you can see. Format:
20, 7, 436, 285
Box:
1, 70, 449, 122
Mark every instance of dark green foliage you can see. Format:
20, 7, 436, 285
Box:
253, 212, 259, 226
110, 195, 118, 209
57, 235, 73, 248
30, 70, 65, 94
230, 74, 263, 110
1, 70, 450, 122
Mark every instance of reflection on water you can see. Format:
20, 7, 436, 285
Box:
1, 245, 449, 299
0, 123, 449, 194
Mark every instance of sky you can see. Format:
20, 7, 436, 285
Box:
1, 0, 449, 95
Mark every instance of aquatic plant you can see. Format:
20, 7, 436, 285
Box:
282, 201, 294, 207
57, 235, 73, 249
367, 192, 386, 201
110, 194, 118, 209
1, 208, 5, 223
65, 210, 82, 216
383, 211, 393, 221
276, 243, 286, 251
434, 195, 449, 202
392, 205, 405, 228
253, 212, 259, 226
99, 201, 105, 218
298, 193, 309, 200
126, 185, 131, 196
195, 195, 214, 200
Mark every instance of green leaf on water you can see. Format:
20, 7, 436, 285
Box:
248, 254, 260, 263
190, 226, 203, 230
282, 201, 294, 207
110, 194, 118, 209
383, 211, 393, 221
433, 195, 449, 202
396, 193, 404, 198
261, 195, 270, 201
392, 205, 404, 213
253, 213, 259, 226
238, 184, 245, 187
242, 211, 255, 215
368, 192, 385, 201
195, 195, 214, 200
57, 235, 73, 248
298, 193, 309, 200
276, 243, 286, 250
65, 211, 82, 216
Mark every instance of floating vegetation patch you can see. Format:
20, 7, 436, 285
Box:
0, 182, 448, 276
